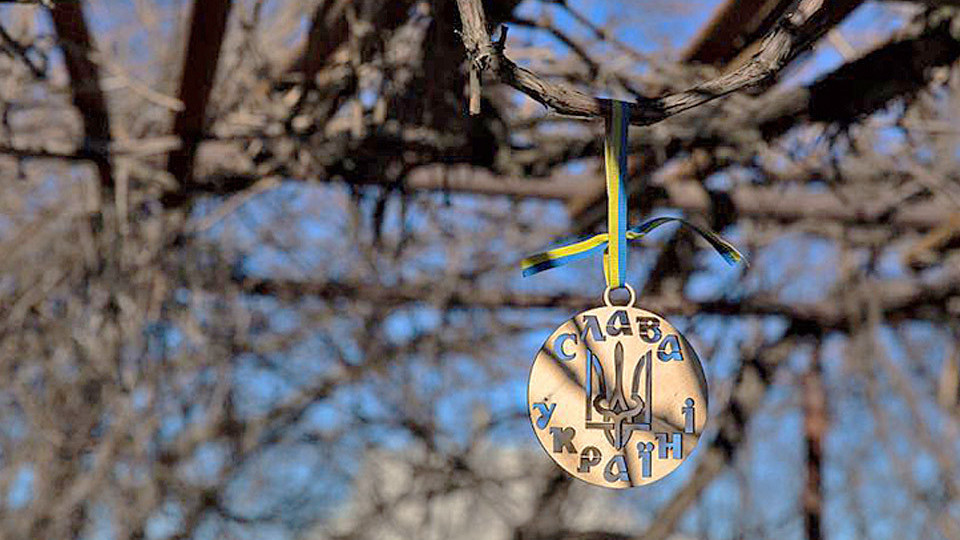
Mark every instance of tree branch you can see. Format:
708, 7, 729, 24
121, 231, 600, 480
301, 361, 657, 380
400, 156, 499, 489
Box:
237, 272, 960, 332
455, 0, 850, 124
166, 0, 232, 190
571, 8, 960, 229
50, 0, 113, 189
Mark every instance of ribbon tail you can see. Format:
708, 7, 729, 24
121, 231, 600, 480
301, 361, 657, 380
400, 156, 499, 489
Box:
627, 217, 747, 266
521, 232, 611, 277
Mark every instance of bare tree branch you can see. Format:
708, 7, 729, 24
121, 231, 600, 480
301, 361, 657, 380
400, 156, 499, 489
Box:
802, 341, 827, 540
166, 0, 232, 189
236, 272, 960, 332
456, 0, 857, 123
49, 0, 113, 189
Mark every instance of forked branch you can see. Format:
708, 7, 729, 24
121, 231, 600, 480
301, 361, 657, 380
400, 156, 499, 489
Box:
454, 0, 847, 125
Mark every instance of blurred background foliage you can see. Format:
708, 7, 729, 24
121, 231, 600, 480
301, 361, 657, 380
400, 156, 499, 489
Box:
1, 0, 960, 539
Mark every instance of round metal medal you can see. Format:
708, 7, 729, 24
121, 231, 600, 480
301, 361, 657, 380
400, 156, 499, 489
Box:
527, 284, 708, 488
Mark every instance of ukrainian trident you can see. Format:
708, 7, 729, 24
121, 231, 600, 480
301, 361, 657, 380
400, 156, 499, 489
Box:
527, 284, 707, 487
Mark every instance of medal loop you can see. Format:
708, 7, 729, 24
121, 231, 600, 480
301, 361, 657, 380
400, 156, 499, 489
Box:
603, 282, 636, 308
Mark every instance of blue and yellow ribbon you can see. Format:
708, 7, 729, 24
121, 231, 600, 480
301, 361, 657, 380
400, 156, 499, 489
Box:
521, 100, 746, 281
604, 99, 630, 288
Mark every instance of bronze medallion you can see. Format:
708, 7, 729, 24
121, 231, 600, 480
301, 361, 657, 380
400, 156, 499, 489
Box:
527, 284, 708, 488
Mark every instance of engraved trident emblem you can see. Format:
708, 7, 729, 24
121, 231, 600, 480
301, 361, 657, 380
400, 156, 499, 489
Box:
586, 341, 652, 449
593, 342, 644, 449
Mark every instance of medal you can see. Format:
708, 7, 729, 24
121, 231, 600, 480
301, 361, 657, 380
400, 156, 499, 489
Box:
520, 101, 745, 487
527, 283, 707, 487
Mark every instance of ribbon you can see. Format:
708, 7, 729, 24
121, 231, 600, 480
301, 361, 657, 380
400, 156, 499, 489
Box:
520, 215, 745, 277
604, 100, 630, 288
521, 100, 746, 281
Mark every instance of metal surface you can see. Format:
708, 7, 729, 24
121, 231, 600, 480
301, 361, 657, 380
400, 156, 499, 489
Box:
527, 287, 708, 488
